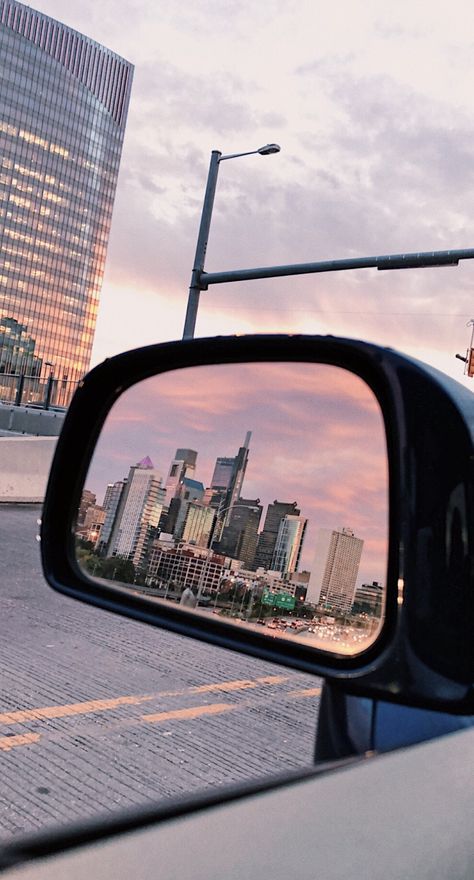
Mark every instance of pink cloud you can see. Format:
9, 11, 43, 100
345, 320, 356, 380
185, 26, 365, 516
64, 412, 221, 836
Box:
86, 359, 388, 582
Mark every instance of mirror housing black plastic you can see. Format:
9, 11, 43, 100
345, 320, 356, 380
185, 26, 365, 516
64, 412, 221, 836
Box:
41, 335, 474, 712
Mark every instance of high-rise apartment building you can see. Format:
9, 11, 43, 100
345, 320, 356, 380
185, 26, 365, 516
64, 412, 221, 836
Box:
307, 527, 364, 612
0, 1, 133, 401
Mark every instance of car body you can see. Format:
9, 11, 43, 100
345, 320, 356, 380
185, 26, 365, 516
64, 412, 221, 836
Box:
2, 332, 474, 878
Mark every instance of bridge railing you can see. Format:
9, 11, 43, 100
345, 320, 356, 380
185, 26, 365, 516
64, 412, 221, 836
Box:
0, 373, 79, 409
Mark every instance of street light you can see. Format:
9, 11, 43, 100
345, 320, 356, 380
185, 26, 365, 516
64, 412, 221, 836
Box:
221, 144, 281, 161
182, 144, 281, 340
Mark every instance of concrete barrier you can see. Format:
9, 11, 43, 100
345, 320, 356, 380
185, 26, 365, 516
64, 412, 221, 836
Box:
0, 403, 65, 436
0, 436, 58, 502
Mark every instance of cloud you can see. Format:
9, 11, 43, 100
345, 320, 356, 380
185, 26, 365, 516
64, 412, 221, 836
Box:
86, 358, 388, 581
32, 0, 474, 390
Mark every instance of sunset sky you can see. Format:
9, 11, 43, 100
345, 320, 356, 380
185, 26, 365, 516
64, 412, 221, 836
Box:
30, 0, 474, 388
88, 362, 388, 584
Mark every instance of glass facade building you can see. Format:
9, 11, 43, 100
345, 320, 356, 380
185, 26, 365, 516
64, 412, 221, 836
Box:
0, 0, 133, 402
253, 500, 301, 571
271, 514, 307, 575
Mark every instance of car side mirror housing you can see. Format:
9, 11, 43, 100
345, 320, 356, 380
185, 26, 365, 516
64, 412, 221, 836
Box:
41, 335, 474, 713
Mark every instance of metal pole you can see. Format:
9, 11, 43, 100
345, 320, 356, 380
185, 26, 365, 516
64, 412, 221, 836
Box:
182, 150, 221, 339
43, 373, 53, 410
196, 553, 210, 601
14, 373, 25, 407
200, 248, 474, 289
239, 585, 248, 616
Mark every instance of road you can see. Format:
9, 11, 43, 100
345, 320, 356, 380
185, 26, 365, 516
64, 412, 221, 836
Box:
0, 506, 320, 841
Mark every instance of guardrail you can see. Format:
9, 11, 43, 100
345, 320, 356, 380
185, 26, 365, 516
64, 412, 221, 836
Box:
0, 373, 79, 409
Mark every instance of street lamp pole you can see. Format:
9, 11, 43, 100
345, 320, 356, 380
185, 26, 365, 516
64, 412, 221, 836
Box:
183, 150, 221, 341
182, 144, 281, 340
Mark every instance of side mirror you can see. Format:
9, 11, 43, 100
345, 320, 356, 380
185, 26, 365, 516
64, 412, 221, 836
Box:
41, 335, 474, 713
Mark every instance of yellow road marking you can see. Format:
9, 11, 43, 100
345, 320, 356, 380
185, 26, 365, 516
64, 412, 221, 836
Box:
142, 703, 237, 723
288, 686, 322, 698
0, 694, 156, 726
0, 733, 40, 751
0, 677, 318, 749
192, 674, 288, 694
255, 675, 289, 686
0, 679, 313, 748
0, 675, 291, 728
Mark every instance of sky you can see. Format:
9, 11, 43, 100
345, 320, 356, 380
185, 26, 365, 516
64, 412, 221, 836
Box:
87, 362, 388, 584
27, 0, 474, 386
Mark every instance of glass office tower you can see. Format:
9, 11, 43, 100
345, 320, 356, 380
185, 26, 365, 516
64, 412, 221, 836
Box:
0, 0, 133, 402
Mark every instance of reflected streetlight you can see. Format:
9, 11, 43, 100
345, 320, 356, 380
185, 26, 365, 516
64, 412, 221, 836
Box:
182, 144, 281, 340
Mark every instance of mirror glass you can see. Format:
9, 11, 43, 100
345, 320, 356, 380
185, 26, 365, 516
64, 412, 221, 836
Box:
76, 362, 388, 655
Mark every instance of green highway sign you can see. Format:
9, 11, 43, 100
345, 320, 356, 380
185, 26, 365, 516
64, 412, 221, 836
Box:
262, 589, 296, 610
276, 593, 296, 610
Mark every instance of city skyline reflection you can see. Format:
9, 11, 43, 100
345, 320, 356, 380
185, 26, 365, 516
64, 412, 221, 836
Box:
77, 361, 388, 655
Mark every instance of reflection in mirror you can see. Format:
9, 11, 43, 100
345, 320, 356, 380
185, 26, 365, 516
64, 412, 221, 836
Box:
76, 362, 388, 656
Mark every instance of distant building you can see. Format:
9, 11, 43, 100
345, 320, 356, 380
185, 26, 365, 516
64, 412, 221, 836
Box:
352, 581, 384, 617
107, 457, 165, 569
147, 545, 228, 595
77, 489, 96, 527
181, 502, 215, 549
167, 476, 204, 538
164, 449, 197, 506
308, 527, 364, 613
260, 574, 295, 597
216, 498, 262, 569
286, 571, 310, 603
76, 505, 105, 545
210, 432, 251, 532
253, 501, 301, 571
271, 514, 307, 574
97, 480, 127, 555
0, 317, 41, 375
288, 570, 310, 586
0, 0, 133, 401
210, 457, 235, 493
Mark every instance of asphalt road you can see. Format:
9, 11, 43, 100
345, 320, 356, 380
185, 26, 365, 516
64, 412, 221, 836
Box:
0, 505, 320, 842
